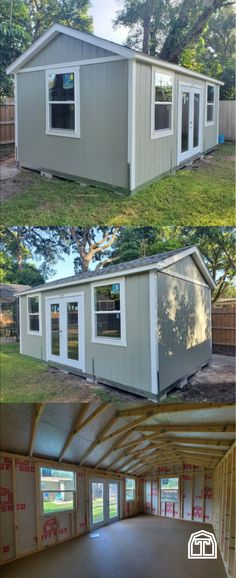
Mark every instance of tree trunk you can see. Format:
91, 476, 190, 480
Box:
159, 0, 227, 63
142, 0, 152, 54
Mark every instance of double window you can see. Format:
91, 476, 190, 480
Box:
27, 295, 41, 334
125, 478, 136, 501
40, 467, 76, 514
46, 67, 80, 137
152, 69, 174, 138
206, 84, 215, 125
160, 477, 179, 503
92, 279, 126, 346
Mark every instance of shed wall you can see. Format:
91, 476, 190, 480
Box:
135, 61, 219, 189
212, 446, 235, 578
20, 272, 152, 394
17, 59, 129, 188
0, 454, 140, 565
142, 465, 213, 523
23, 33, 115, 68
157, 260, 211, 391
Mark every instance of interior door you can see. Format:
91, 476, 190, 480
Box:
90, 480, 120, 530
178, 85, 202, 163
47, 295, 84, 370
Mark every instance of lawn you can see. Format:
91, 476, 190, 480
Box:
1, 143, 234, 225
0, 342, 140, 403
44, 500, 74, 513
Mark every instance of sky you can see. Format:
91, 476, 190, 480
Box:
89, 0, 128, 44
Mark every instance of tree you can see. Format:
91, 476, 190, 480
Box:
115, 0, 234, 75
111, 226, 236, 302
0, 0, 32, 98
0, 250, 45, 285
0, 227, 67, 278
1, 0, 93, 98
55, 227, 119, 273
26, 0, 93, 40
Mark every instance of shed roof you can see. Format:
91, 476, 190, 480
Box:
16, 246, 215, 296
0, 403, 234, 475
7, 23, 224, 86
0, 283, 31, 303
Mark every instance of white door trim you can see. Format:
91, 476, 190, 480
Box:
178, 83, 203, 164
45, 292, 85, 371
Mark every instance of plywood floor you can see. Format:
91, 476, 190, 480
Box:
1, 515, 227, 578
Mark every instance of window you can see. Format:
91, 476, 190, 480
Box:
152, 69, 173, 138
126, 478, 136, 501
46, 67, 80, 137
160, 477, 179, 502
27, 295, 41, 334
40, 468, 76, 514
92, 279, 126, 346
206, 84, 215, 125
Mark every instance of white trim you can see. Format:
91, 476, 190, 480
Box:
178, 83, 203, 164
6, 23, 133, 75
17, 247, 216, 297
128, 59, 136, 191
135, 53, 224, 86
91, 277, 127, 347
17, 56, 126, 74
216, 85, 220, 144
19, 296, 22, 354
151, 68, 174, 140
45, 66, 80, 138
205, 83, 216, 127
149, 272, 158, 395
14, 74, 18, 162
45, 292, 85, 371
27, 294, 42, 336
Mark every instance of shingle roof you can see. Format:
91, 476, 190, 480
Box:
17, 246, 206, 295
0, 284, 31, 303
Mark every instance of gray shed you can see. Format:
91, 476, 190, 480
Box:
7, 23, 223, 194
17, 246, 215, 400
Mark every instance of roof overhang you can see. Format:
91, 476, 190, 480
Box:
16, 246, 216, 297
7, 23, 224, 86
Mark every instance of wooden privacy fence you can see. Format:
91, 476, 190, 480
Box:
0, 102, 15, 144
219, 101, 236, 142
212, 306, 236, 347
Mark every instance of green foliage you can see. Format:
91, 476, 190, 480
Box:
0, 0, 32, 98
115, 0, 235, 95
0, 256, 45, 286
26, 0, 93, 39
112, 226, 236, 302
1, 0, 93, 98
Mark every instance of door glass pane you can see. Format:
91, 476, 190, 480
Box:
109, 483, 118, 519
181, 92, 190, 153
51, 304, 60, 356
67, 302, 79, 360
92, 483, 104, 525
193, 93, 200, 148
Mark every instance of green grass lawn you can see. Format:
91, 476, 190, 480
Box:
44, 500, 73, 513
1, 143, 235, 225
0, 342, 90, 403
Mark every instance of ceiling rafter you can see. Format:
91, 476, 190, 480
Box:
79, 415, 119, 466
59, 403, 109, 462
117, 402, 234, 418
29, 404, 45, 457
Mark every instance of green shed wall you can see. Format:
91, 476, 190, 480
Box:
134, 61, 219, 189
17, 59, 129, 188
20, 272, 152, 394
157, 258, 212, 391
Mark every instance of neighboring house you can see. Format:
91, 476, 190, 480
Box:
0, 284, 31, 338
6, 23, 223, 194
17, 247, 215, 400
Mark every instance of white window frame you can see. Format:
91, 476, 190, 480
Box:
151, 67, 174, 139
91, 277, 127, 347
27, 294, 42, 336
45, 66, 80, 138
125, 478, 136, 502
40, 466, 76, 516
159, 475, 180, 505
205, 83, 215, 127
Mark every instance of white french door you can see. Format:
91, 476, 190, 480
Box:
46, 294, 84, 370
89, 480, 120, 530
178, 85, 202, 164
